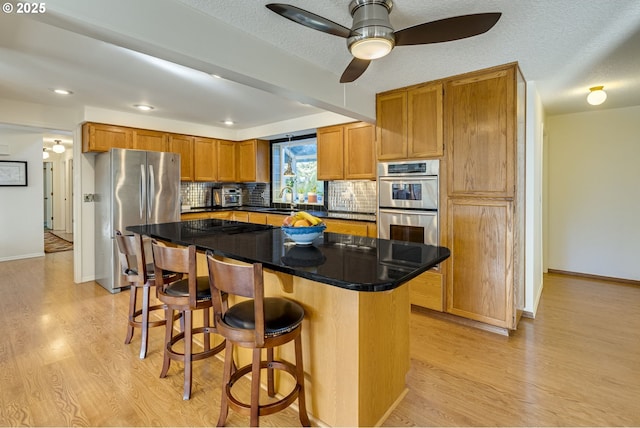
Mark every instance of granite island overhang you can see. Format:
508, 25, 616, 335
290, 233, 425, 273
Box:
127, 219, 450, 426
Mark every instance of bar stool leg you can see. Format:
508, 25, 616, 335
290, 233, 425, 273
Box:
266, 348, 275, 397
217, 343, 234, 427
183, 309, 193, 400
250, 348, 261, 427
139, 285, 151, 359
295, 334, 310, 426
160, 307, 173, 378
124, 286, 137, 345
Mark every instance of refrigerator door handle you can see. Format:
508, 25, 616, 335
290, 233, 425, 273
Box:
148, 164, 155, 221
140, 164, 146, 220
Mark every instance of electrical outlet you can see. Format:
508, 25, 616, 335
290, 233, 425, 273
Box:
84, 194, 94, 202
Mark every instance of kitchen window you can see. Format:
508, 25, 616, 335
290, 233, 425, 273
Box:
271, 135, 325, 207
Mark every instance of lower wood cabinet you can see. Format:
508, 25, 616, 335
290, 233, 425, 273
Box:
323, 218, 370, 237
446, 198, 516, 329
408, 270, 443, 311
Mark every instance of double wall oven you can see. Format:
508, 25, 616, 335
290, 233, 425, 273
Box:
377, 160, 439, 246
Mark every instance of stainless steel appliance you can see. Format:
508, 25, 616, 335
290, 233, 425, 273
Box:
95, 149, 180, 293
377, 160, 439, 246
212, 185, 242, 208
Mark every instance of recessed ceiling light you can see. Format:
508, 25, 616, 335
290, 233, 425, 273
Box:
223, 120, 235, 126
134, 104, 154, 111
52, 88, 73, 95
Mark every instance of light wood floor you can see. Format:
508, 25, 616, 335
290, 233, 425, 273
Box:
0, 251, 638, 426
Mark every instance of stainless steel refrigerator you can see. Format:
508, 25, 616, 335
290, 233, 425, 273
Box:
95, 148, 180, 293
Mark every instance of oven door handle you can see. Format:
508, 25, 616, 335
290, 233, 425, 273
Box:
379, 208, 437, 215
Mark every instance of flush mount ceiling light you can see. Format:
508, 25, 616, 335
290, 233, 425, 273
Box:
42, 148, 49, 159
52, 140, 66, 154
134, 104, 154, 111
52, 88, 73, 95
223, 120, 235, 126
587, 86, 607, 106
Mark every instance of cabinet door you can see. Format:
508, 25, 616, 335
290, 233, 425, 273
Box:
317, 125, 344, 180
217, 140, 237, 182
408, 83, 443, 158
344, 122, 375, 180
376, 91, 407, 160
132, 129, 167, 151
82, 123, 131, 152
168, 134, 194, 181
237, 139, 270, 182
193, 137, 217, 182
446, 198, 514, 328
446, 68, 515, 197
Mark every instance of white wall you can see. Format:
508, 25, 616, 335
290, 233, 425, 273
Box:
0, 129, 45, 261
546, 105, 640, 281
523, 82, 546, 316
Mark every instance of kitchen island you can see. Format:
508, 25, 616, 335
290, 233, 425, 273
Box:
127, 219, 450, 426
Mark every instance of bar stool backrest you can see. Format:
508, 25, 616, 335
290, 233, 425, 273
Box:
151, 240, 198, 308
115, 231, 145, 286
206, 252, 266, 347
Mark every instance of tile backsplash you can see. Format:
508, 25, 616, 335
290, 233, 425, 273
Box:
180, 180, 376, 214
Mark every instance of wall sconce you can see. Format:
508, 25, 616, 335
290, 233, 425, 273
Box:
587, 86, 607, 106
52, 140, 66, 154
43, 148, 50, 159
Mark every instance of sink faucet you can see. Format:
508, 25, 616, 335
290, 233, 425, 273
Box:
279, 186, 296, 211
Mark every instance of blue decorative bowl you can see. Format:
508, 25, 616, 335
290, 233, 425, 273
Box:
281, 223, 326, 246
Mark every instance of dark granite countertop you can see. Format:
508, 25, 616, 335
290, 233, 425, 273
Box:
181, 206, 376, 222
127, 219, 449, 292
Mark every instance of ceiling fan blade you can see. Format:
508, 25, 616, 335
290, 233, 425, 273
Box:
340, 58, 371, 83
394, 13, 502, 46
266, 3, 351, 38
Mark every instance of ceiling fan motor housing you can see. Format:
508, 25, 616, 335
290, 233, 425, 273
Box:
347, 0, 395, 59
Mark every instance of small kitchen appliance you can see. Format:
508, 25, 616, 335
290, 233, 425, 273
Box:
212, 185, 243, 208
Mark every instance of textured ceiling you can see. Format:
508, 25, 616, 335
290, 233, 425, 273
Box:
179, 0, 640, 115
1, 0, 639, 144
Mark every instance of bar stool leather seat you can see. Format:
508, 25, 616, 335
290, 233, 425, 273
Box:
224, 297, 304, 337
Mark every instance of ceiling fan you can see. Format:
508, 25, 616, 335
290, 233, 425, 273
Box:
266, 1, 501, 83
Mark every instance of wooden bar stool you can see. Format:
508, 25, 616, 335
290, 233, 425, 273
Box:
115, 231, 176, 359
152, 240, 225, 400
206, 251, 310, 427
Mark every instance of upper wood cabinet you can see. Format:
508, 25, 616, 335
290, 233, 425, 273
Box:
168, 134, 194, 181
82, 123, 131, 152
132, 129, 167, 152
376, 82, 443, 160
217, 140, 236, 182
344, 122, 376, 179
318, 122, 375, 180
445, 67, 515, 198
237, 139, 270, 183
193, 137, 217, 182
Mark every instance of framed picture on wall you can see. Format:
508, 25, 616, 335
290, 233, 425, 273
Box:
0, 161, 28, 186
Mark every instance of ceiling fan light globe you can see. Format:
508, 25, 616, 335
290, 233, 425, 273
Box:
349, 37, 393, 59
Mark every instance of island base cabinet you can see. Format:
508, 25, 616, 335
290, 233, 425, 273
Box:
229, 267, 410, 427
446, 198, 515, 329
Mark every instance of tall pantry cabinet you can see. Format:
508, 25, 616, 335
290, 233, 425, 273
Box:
444, 63, 525, 330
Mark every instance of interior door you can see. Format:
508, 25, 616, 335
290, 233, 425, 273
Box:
43, 162, 53, 229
